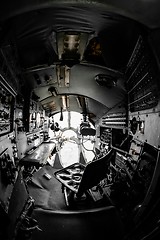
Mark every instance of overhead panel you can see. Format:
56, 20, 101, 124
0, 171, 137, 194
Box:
56, 32, 90, 64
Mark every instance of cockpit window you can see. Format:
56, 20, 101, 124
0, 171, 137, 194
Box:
58, 129, 80, 167
52, 111, 82, 130
49, 111, 95, 166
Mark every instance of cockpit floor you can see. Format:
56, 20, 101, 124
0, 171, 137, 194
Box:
27, 164, 68, 210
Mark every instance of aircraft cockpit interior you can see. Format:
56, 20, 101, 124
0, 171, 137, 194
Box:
0, 1, 160, 240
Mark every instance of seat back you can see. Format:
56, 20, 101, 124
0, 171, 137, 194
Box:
7, 168, 33, 240
77, 149, 114, 197
31, 206, 124, 240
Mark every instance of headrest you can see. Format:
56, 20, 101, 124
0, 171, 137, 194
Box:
80, 122, 96, 136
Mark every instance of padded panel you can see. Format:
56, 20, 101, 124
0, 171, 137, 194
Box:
77, 149, 114, 197
32, 206, 124, 240
7, 169, 29, 240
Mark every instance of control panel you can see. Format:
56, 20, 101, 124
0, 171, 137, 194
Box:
126, 35, 159, 112
0, 86, 14, 135
100, 127, 112, 145
29, 100, 45, 132
0, 147, 17, 185
114, 152, 137, 180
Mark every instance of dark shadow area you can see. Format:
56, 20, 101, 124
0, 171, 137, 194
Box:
31, 206, 125, 240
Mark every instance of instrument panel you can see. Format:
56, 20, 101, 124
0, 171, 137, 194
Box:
114, 152, 137, 180
29, 100, 44, 132
0, 85, 14, 136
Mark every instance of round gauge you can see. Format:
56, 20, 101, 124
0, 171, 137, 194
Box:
36, 112, 41, 128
